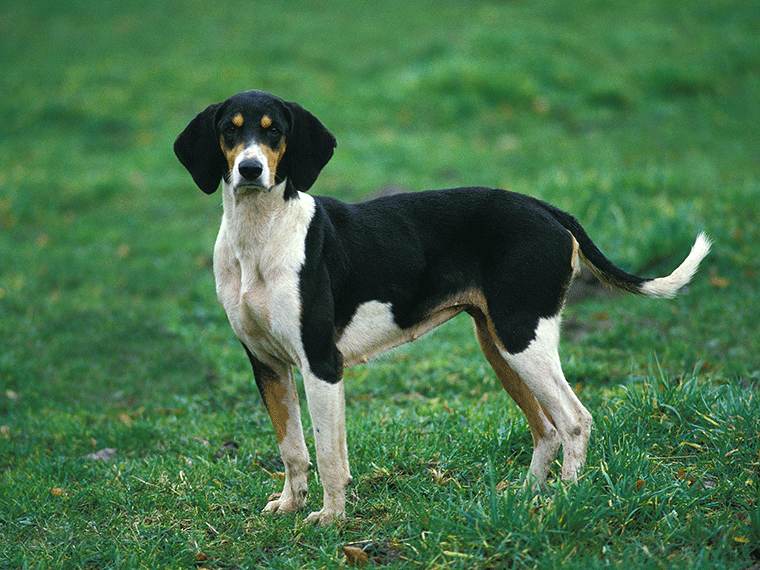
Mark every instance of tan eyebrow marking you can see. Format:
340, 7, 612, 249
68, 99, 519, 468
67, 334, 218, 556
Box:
232, 113, 244, 127
261, 115, 272, 129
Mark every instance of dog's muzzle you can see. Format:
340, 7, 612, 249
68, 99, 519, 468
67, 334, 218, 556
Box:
239, 159, 263, 182
235, 158, 268, 193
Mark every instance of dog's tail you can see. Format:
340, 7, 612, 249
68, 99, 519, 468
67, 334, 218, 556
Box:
544, 204, 711, 298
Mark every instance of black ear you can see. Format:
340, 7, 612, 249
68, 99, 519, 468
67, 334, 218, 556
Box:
280, 101, 337, 195
173, 103, 225, 194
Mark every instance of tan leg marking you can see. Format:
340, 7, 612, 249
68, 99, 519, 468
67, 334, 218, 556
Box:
471, 310, 561, 487
258, 375, 291, 445
475, 317, 554, 441
258, 368, 311, 515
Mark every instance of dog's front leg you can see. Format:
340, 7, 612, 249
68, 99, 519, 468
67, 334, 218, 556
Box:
244, 348, 311, 515
302, 372, 352, 525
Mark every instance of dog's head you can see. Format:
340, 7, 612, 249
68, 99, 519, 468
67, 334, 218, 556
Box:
174, 90, 336, 198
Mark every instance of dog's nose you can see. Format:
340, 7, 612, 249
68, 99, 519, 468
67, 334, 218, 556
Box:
239, 160, 263, 181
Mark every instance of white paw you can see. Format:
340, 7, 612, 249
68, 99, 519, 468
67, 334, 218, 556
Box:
304, 507, 345, 526
261, 492, 303, 515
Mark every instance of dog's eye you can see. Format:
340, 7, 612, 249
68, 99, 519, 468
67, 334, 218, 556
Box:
267, 126, 281, 137
223, 125, 237, 136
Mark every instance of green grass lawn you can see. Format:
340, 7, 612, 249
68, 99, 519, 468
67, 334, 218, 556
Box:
1, 0, 759, 568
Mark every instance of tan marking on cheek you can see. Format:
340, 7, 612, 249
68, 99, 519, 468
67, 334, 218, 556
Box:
260, 115, 272, 129
232, 113, 244, 127
221, 138, 244, 172
263, 140, 287, 185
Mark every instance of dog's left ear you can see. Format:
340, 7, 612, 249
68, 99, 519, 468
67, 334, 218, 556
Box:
173, 103, 226, 194
280, 101, 337, 195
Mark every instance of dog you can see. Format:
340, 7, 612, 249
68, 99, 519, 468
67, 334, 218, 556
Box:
174, 90, 710, 525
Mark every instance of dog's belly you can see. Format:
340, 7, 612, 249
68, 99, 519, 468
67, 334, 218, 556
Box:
337, 300, 465, 367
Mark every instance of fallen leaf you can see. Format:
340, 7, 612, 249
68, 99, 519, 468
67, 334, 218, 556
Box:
429, 467, 444, 484
343, 545, 369, 567
635, 479, 646, 491
709, 274, 729, 290
697, 478, 718, 490
50, 487, 66, 497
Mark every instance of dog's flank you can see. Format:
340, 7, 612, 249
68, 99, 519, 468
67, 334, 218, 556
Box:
174, 89, 710, 525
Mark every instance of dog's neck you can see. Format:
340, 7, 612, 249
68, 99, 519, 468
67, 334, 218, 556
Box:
220, 179, 315, 273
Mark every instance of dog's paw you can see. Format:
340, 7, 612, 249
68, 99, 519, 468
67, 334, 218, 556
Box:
304, 507, 345, 526
262, 492, 302, 515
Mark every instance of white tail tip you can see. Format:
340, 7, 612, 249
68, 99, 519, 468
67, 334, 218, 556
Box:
640, 232, 712, 298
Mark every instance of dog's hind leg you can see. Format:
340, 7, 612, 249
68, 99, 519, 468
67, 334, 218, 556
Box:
501, 315, 593, 482
472, 313, 561, 488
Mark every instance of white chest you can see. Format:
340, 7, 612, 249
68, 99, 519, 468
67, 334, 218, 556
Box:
213, 187, 316, 368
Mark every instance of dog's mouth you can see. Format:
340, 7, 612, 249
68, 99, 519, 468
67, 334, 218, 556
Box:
233, 182, 271, 194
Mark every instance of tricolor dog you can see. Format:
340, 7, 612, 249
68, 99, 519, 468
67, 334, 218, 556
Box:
174, 90, 710, 525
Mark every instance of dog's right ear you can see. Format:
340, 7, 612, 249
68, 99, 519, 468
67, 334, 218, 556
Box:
174, 103, 226, 194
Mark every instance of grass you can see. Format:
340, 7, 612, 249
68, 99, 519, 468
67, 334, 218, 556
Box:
1, 0, 759, 567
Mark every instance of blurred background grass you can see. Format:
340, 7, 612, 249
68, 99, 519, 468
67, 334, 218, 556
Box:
1, 0, 758, 426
